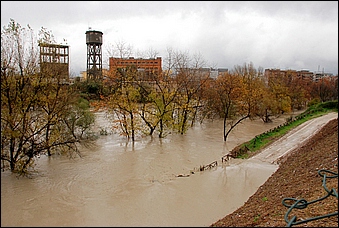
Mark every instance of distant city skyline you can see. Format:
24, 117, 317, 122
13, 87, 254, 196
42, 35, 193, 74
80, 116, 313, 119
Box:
1, 1, 338, 76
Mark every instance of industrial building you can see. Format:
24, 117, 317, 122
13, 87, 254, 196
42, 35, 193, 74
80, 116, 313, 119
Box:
39, 43, 69, 79
109, 56, 162, 80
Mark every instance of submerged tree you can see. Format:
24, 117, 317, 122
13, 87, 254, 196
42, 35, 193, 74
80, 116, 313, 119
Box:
202, 63, 266, 142
172, 51, 209, 134
204, 71, 245, 141
108, 66, 143, 141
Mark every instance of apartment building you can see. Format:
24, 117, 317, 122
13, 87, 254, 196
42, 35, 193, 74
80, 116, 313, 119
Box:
264, 68, 319, 82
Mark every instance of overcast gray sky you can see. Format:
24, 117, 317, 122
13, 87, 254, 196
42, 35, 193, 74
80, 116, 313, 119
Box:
1, 1, 338, 76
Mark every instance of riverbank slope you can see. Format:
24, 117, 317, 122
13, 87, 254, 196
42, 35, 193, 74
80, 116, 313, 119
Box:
211, 114, 338, 227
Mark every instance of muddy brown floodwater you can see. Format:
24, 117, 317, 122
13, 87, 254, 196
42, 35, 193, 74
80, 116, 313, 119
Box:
1, 112, 301, 226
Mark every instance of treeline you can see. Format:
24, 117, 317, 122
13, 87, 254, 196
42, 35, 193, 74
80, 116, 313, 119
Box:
86, 50, 338, 142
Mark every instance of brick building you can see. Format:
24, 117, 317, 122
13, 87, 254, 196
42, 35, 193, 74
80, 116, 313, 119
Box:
109, 57, 162, 80
264, 68, 316, 82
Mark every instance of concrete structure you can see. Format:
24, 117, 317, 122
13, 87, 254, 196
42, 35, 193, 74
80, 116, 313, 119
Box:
198, 67, 228, 79
39, 43, 69, 79
170, 67, 228, 79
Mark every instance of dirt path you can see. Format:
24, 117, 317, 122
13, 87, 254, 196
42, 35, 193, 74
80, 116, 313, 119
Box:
249, 112, 338, 164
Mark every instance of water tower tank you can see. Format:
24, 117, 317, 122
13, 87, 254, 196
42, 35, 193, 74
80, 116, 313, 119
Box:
86, 30, 103, 44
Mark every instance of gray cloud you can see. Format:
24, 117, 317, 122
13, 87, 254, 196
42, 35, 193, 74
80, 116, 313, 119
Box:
1, 1, 338, 75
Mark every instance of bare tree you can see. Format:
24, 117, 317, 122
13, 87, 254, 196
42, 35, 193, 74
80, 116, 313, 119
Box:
136, 47, 159, 59
105, 40, 133, 60
171, 51, 209, 134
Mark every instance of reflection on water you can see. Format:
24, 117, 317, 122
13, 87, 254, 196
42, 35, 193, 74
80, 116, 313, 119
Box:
1, 113, 296, 226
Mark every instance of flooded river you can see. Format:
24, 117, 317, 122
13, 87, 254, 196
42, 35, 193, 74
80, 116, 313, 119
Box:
1, 112, 297, 226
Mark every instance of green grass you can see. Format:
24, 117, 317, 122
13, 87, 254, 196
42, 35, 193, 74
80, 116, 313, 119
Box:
253, 214, 261, 222
235, 100, 338, 159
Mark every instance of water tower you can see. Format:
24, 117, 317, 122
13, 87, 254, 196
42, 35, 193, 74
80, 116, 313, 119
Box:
86, 29, 103, 80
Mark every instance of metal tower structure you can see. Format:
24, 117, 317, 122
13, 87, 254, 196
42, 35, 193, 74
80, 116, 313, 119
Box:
86, 29, 103, 80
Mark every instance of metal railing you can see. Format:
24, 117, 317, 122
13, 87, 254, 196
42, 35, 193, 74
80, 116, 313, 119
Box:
282, 169, 338, 227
